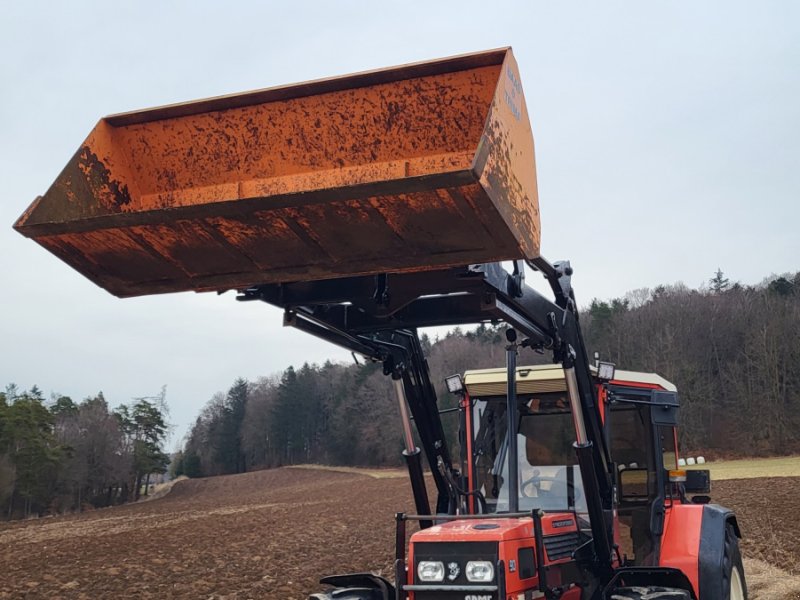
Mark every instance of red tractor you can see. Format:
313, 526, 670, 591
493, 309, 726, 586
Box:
14, 48, 745, 599
259, 259, 746, 600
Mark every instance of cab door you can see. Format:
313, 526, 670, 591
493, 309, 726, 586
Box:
607, 387, 679, 566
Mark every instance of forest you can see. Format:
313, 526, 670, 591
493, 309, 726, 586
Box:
175, 269, 800, 478
0, 387, 170, 519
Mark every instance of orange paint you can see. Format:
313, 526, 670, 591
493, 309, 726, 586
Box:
660, 503, 703, 598
409, 514, 584, 598
15, 48, 541, 298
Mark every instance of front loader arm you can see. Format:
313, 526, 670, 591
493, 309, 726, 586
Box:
239, 258, 616, 578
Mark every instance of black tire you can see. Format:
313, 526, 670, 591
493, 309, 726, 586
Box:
723, 523, 748, 600
309, 573, 393, 600
308, 588, 381, 600
609, 587, 691, 600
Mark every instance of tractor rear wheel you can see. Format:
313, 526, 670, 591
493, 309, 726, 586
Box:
609, 587, 691, 599
725, 524, 747, 600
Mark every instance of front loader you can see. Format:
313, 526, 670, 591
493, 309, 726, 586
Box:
14, 48, 745, 599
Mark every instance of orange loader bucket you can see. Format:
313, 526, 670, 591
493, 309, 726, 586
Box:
14, 48, 540, 298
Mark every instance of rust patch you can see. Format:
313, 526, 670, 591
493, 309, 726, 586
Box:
77, 146, 132, 208
475, 51, 540, 258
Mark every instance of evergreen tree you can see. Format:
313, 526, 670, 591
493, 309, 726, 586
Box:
271, 367, 300, 464
212, 379, 249, 474
50, 395, 78, 418
115, 397, 170, 500
767, 276, 794, 296
182, 452, 202, 478
4, 391, 62, 517
0, 393, 15, 511
419, 332, 433, 356
0, 391, 8, 450
710, 268, 730, 293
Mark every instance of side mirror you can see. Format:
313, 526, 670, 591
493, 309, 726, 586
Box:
684, 469, 711, 494
651, 391, 680, 425
619, 467, 650, 502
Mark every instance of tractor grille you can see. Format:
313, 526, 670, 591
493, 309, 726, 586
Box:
543, 532, 581, 562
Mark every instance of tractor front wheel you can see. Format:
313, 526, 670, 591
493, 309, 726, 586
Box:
308, 589, 380, 600
609, 587, 691, 600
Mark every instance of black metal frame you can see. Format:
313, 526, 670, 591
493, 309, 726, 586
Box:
238, 258, 615, 580
607, 387, 681, 567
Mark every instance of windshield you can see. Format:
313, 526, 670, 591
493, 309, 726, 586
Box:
473, 393, 587, 514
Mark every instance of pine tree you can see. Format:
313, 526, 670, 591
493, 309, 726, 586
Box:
271, 367, 302, 464
767, 276, 794, 296
115, 397, 170, 500
710, 268, 729, 293
182, 452, 202, 478
4, 391, 62, 517
212, 379, 249, 474
0, 393, 14, 511
50, 396, 78, 418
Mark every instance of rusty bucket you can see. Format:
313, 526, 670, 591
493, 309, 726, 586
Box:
14, 48, 540, 297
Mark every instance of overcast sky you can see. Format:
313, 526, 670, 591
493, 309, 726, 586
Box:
1, 1, 798, 446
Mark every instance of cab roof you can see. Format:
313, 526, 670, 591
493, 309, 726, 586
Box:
463, 363, 677, 398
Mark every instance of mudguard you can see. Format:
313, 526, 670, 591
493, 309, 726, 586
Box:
698, 505, 740, 600
660, 503, 741, 600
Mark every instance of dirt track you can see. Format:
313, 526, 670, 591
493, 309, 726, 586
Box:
0, 468, 798, 599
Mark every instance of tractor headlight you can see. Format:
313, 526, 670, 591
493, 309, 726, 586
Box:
445, 374, 464, 394
465, 560, 494, 582
417, 561, 445, 582
597, 360, 616, 381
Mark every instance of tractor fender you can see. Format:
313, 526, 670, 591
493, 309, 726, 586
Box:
660, 503, 741, 600
697, 504, 741, 600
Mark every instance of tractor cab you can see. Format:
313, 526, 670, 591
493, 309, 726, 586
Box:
461, 364, 682, 567
399, 362, 704, 599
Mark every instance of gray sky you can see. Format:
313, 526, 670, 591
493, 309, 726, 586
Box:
1, 1, 798, 446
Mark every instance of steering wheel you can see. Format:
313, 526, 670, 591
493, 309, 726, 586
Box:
521, 472, 582, 502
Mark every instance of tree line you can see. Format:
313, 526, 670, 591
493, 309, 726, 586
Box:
583, 270, 800, 456
177, 270, 800, 478
10, 269, 795, 515
175, 325, 512, 478
0, 386, 170, 519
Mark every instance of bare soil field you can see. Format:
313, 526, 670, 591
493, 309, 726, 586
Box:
0, 467, 798, 599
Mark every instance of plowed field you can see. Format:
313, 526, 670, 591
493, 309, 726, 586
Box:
0, 467, 798, 599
